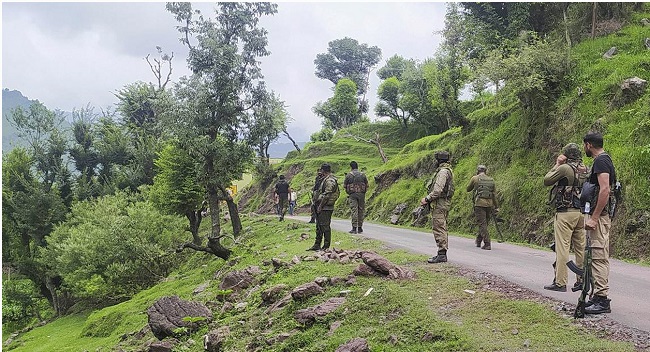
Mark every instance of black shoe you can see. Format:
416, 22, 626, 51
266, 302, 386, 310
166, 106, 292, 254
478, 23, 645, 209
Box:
348, 227, 358, 234
584, 296, 611, 314
475, 237, 482, 247
357, 227, 363, 233
321, 246, 329, 250
543, 283, 567, 292
306, 246, 320, 251
308, 219, 315, 223
572, 281, 583, 292
427, 255, 447, 263
481, 244, 491, 250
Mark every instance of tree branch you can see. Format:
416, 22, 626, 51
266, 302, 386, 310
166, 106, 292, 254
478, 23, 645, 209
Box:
282, 128, 301, 152
341, 132, 388, 163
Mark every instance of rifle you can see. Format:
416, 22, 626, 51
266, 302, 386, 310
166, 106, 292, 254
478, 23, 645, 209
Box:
573, 202, 594, 319
491, 212, 505, 243
411, 203, 431, 226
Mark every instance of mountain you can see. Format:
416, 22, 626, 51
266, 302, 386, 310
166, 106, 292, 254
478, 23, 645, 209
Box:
2, 88, 34, 152
268, 141, 307, 159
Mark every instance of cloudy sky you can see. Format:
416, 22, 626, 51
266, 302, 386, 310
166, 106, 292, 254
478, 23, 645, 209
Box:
2, 1, 447, 142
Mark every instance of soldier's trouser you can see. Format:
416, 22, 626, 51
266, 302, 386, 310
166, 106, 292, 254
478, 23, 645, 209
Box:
278, 196, 288, 217
348, 193, 366, 228
553, 210, 585, 286
316, 210, 333, 248
431, 207, 449, 251
473, 206, 492, 245
589, 214, 611, 297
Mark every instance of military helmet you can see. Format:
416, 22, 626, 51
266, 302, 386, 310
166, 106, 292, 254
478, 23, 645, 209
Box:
562, 143, 582, 161
477, 164, 487, 173
434, 150, 450, 162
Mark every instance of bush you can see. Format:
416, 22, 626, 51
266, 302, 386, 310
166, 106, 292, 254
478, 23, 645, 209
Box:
38, 191, 187, 303
310, 127, 334, 142
2, 278, 53, 333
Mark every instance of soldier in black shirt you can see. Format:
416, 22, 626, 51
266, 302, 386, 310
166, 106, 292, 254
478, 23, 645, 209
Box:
582, 131, 616, 314
274, 175, 291, 221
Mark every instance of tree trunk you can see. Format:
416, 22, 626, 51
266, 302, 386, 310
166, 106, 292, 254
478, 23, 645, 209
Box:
219, 184, 242, 237
283, 128, 301, 152
45, 276, 72, 316
186, 210, 202, 245
206, 185, 231, 260
373, 133, 388, 163
591, 2, 597, 39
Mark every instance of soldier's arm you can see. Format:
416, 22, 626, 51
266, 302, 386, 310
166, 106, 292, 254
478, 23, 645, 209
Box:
466, 175, 476, 192
543, 164, 567, 186
425, 169, 448, 201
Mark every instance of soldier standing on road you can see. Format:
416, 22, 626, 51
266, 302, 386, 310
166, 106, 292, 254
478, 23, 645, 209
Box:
582, 132, 617, 314
344, 161, 369, 234
466, 164, 498, 250
420, 151, 454, 263
543, 143, 588, 292
308, 168, 325, 223
308, 163, 339, 251
274, 175, 291, 221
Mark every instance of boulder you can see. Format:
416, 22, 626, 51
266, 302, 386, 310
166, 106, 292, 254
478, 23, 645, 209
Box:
641, 18, 650, 26
291, 282, 324, 301
314, 276, 329, 287
645, 38, 650, 50
261, 284, 289, 305
602, 46, 617, 59
361, 251, 416, 280
614, 76, 648, 106
147, 296, 212, 340
265, 293, 293, 314
149, 341, 174, 352
335, 337, 370, 352
219, 266, 261, 291
204, 326, 230, 352
294, 297, 346, 324
353, 263, 378, 277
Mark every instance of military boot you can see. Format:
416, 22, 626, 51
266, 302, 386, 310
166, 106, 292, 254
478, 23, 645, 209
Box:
572, 281, 583, 292
357, 227, 363, 233
475, 236, 482, 247
481, 243, 491, 250
307, 231, 323, 251
322, 230, 331, 250
427, 250, 447, 263
584, 296, 611, 314
349, 227, 358, 234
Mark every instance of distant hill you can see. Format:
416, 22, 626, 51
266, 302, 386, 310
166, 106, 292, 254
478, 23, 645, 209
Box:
268, 141, 306, 159
2, 88, 34, 152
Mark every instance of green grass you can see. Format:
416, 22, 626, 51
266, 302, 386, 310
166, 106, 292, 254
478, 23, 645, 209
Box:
5, 216, 637, 351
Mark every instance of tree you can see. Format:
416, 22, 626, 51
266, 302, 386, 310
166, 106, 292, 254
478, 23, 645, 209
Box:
69, 105, 101, 201
377, 55, 415, 81
313, 78, 360, 130
314, 37, 382, 111
150, 142, 205, 245
247, 90, 290, 165
375, 77, 410, 128
166, 2, 277, 259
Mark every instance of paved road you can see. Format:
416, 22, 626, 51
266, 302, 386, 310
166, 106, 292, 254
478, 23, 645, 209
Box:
291, 215, 650, 333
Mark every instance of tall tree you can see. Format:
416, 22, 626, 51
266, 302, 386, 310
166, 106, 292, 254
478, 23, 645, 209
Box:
314, 37, 381, 112
247, 90, 290, 165
167, 2, 277, 259
313, 78, 360, 130
375, 77, 410, 128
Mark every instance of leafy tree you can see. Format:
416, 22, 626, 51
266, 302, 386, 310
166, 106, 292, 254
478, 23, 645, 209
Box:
149, 142, 205, 245
2, 278, 53, 332
247, 90, 290, 165
166, 2, 277, 259
314, 37, 382, 111
377, 55, 415, 81
39, 192, 186, 303
309, 127, 334, 143
69, 105, 101, 201
313, 78, 360, 130
375, 77, 410, 128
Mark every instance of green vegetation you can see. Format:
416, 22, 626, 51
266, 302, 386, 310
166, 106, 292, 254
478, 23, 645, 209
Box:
3, 217, 637, 351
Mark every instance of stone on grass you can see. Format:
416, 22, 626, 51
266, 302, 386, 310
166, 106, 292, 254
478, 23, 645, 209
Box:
291, 282, 324, 301
602, 46, 617, 59
219, 266, 261, 291
147, 296, 212, 340
335, 337, 370, 352
294, 297, 346, 324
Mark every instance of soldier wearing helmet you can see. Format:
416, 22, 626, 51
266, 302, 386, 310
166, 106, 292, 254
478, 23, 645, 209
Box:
466, 164, 498, 250
543, 143, 589, 292
420, 151, 454, 263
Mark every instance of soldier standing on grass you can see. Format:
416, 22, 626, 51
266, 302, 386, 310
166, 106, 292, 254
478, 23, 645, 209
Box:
466, 164, 498, 250
308, 163, 339, 251
420, 151, 454, 263
274, 175, 290, 221
308, 168, 325, 223
344, 161, 368, 234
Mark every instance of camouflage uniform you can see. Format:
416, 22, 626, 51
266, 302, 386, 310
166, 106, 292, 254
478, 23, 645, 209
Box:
344, 163, 368, 233
543, 143, 588, 291
423, 152, 454, 263
466, 166, 498, 250
309, 164, 339, 250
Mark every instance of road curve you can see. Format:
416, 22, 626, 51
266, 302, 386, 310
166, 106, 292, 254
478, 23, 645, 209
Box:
291, 215, 650, 333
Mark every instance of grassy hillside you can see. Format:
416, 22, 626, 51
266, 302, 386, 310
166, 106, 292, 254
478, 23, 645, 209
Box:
4, 216, 638, 351
244, 13, 650, 263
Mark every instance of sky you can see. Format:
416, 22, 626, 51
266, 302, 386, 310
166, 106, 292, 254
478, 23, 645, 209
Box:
2, 1, 447, 142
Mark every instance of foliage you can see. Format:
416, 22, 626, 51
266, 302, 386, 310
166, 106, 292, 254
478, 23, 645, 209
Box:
314, 37, 382, 97
2, 278, 53, 333
313, 78, 360, 130
247, 90, 290, 163
376, 54, 416, 81
375, 76, 410, 128
309, 127, 334, 143
38, 192, 186, 302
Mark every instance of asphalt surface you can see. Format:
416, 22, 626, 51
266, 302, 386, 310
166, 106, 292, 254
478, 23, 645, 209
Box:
291, 215, 650, 333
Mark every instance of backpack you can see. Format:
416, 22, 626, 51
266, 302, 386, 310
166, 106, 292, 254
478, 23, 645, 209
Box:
320, 174, 340, 206
552, 161, 589, 210
475, 174, 495, 200
346, 170, 367, 194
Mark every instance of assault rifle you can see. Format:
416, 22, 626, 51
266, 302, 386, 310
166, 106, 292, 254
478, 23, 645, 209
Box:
491, 212, 505, 243
411, 203, 431, 226
573, 202, 594, 319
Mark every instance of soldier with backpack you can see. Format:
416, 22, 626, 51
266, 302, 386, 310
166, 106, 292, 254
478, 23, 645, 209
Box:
420, 151, 454, 263
543, 143, 589, 292
344, 161, 369, 234
308, 163, 340, 251
466, 164, 498, 250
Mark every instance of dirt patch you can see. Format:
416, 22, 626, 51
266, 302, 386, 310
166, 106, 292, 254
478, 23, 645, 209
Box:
454, 267, 650, 351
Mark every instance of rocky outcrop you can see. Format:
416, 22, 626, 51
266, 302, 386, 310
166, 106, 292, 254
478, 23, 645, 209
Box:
335, 338, 370, 352
261, 284, 289, 305
390, 203, 409, 224
149, 340, 174, 352
294, 297, 346, 324
147, 296, 212, 340
613, 76, 648, 107
218, 266, 262, 292
291, 282, 324, 301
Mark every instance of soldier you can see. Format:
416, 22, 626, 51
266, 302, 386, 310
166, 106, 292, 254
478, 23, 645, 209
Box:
582, 132, 617, 314
274, 175, 290, 221
344, 161, 369, 234
307, 163, 340, 251
466, 164, 498, 250
308, 168, 325, 223
543, 143, 588, 292
420, 151, 454, 263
